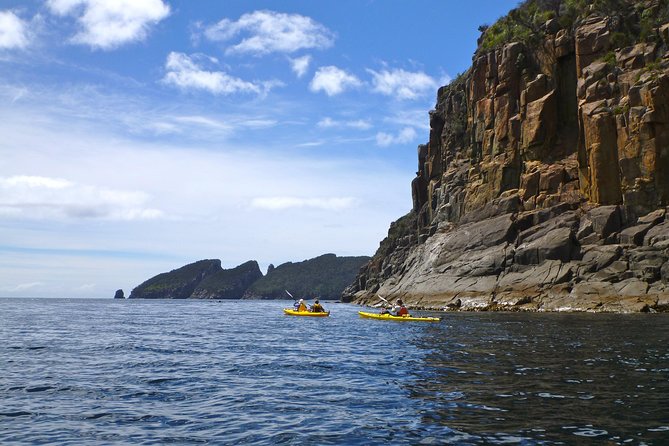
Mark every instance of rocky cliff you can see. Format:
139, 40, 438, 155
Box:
190, 261, 264, 299
243, 254, 370, 300
343, 0, 669, 312
129, 259, 262, 299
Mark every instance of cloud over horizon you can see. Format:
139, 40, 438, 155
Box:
0, 175, 165, 221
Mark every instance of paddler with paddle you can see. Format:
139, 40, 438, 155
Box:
378, 294, 409, 317
286, 290, 315, 312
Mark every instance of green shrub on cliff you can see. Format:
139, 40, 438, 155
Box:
479, 4, 542, 51
479, 0, 669, 52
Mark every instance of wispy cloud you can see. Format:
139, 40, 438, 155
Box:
0, 10, 29, 49
174, 115, 233, 132
296, 141, 324, 147
317, 117, 371, 130
376, 127, 417, 147
367, 68, 438, 100
250, 196, 358, 211
309, 66, 362, 96
46, 0, 170, 50
76, 283, 96, 291
146, 114, 278, 137
290, 55, 311, 78
0, 175, 165, 221
0, 282, 44, 292
162, 52, 263, 95
204, 10, 334, 56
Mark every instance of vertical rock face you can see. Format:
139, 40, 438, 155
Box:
343, 1, 669, 312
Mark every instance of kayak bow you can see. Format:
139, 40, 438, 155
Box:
358, 311, 440, 322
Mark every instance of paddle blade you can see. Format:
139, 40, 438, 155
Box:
376, 294, 390, 305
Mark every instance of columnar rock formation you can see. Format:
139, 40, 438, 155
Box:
344, 1, 669, 312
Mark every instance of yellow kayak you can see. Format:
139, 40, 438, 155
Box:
358, 311, 440, 322
283, 308, 330, 317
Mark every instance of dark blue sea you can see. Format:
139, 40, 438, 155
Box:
1, 298, 669, 445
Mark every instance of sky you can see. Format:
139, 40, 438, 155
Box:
0, 0, 519, 298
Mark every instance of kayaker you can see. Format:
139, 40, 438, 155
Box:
310, 299, 325, 313
296, 299, 308, 312
392, 299, 409, 316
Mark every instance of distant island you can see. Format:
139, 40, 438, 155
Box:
124, 254, 370, 300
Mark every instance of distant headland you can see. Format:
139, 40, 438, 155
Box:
121, 254, 369, 301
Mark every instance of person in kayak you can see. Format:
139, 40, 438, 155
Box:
394, 299, 409, 316
381, 299, 409, 316
379, 299, 409, 316
295, 299, 308, 312
310, 299, 325, 313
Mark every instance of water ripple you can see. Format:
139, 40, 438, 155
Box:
1, 299, 669, 445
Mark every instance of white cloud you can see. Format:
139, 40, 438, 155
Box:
376, 127, 417, 147
46, 0, 170, 50
0, 175, 165, 221
290, 55, 311, 78
204, 10, 334, 56
317, 117, 371, 130
0, 10, 29, 49
162, 52, 262, 95
251, 197, 358, 211
367, 68, 438, 100
310, 66, 362, 96
0, 282, 44, 292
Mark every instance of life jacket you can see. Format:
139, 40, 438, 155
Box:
397, 306, 409, 316
312, 303, 324, 313
297, 303, 308, 312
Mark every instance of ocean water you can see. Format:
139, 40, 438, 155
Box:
1, 298, 669, 445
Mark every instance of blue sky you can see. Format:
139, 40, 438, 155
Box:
0, 0, 518, 298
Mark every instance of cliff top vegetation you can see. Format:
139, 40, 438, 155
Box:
478, 0, 669, 52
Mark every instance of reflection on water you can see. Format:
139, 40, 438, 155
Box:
409, 313, 669, 444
